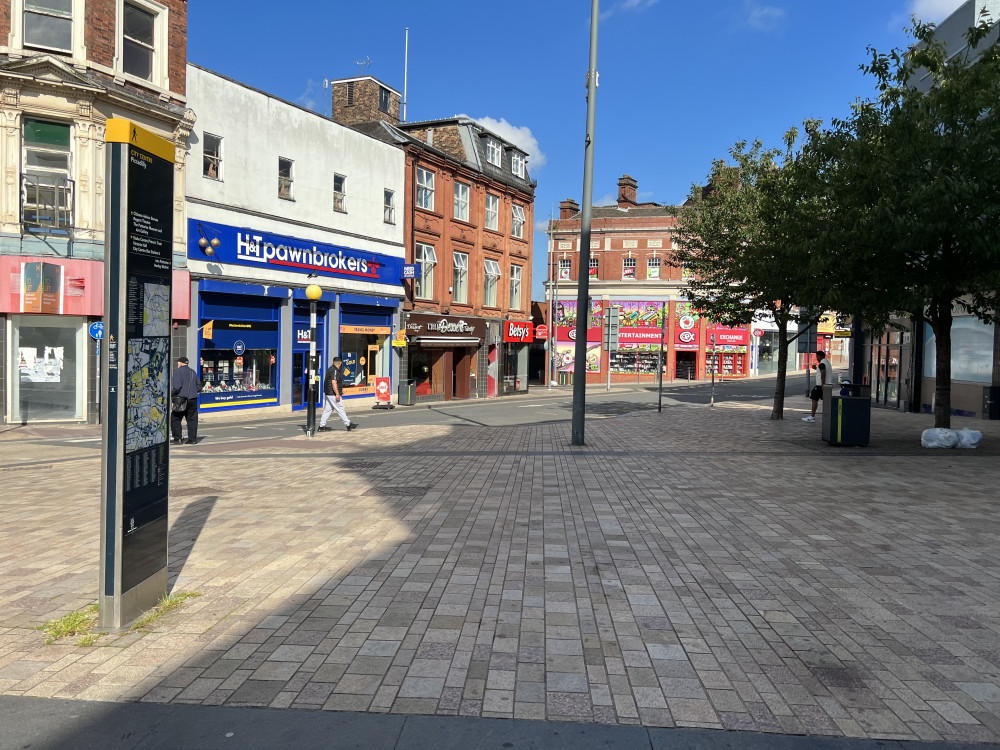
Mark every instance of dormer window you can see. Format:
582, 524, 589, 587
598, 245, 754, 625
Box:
511, 152, 525, 178
485, 138, 502, 167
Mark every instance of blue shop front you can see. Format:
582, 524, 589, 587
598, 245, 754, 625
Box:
188, 219, 404, 413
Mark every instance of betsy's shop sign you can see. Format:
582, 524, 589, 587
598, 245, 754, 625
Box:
503, 321, 534, 342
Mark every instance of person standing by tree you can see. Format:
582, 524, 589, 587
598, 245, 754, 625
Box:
802, 351, 833, 423
318, 356, 358, 432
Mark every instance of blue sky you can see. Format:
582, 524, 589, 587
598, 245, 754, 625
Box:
188, 0, 966, 298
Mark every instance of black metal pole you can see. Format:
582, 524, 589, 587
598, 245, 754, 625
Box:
657, 301, 666, 413
306, 299, 317, 436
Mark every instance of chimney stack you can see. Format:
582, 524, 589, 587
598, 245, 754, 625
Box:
617, 175, 638, 208
559, 199, 579, 219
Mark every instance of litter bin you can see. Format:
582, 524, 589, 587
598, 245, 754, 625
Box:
398, 379, 415, 406
821, 383, 871, 446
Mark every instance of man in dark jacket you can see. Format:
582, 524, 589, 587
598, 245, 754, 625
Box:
171, 356, 200, 444
318, 356, 357, 432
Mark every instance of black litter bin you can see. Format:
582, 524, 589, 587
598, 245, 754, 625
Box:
398, 379, 415, 406
821, 383, 871, 446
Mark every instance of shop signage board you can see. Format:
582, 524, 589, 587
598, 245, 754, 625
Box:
535, 324, 548, 340
375, 377, 391, 403
188, 219, 405, 287
503, 321, 534, 343
100, 120, 174, 629
405, 313, 487, 342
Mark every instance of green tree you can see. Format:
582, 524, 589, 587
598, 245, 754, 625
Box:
673, 133, 828, 420
809, 18, 1000, 428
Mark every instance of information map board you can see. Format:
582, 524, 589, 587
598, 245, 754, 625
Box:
100, 120, 174, 629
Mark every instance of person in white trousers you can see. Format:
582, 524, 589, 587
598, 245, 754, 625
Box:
318, 356, 358, 432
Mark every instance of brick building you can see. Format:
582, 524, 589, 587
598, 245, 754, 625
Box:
331, 76, 536, 400
0, 0, 193, 424
546, 175, 750, 384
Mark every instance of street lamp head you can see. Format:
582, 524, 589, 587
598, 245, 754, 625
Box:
305, 284, 323, 301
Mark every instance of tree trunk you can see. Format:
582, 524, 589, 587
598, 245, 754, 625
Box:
772, 314, 789, 420
931, 300, 952, 429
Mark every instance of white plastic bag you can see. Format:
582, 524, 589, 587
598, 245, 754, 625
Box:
955, 428, 983, 449
921, 428, 959, 448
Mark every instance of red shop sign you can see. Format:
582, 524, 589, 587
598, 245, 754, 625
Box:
504, 321, 534, 342
709, 327, 749, 346
535, 324, 549, 340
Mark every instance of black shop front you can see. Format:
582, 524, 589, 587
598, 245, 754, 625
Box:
404, 313, 487, 401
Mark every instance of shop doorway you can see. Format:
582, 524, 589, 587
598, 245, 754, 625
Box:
291, 350, 325, 410
675, 352, 697, 380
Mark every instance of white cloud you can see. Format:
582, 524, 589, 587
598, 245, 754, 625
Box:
461, 115, 547, 170
600, 0, 659, 21
296, 78, 322, 113
910, 0, 964, 22
743, 2, 786, 31
594, 192, 618, 206
534, 219, 551, 233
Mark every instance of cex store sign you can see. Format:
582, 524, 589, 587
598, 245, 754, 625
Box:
503, 321, 534, 342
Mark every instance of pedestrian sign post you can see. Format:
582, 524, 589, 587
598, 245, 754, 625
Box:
100, 120, 174, 630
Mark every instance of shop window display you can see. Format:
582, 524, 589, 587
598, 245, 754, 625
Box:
11, 315, 85, 422
609, 347, 662, 375
503, 342, 529, 393
340, 330, 389, 392
200, 349, 276, 395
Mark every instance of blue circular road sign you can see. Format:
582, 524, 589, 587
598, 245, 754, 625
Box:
89, 322, 104, 340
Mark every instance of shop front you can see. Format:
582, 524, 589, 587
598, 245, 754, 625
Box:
501, 320, 532, 395
707, 326, 750, 378
188, 220, 404, 412
674, 302, 701, 380
554, 299, 603, 385
198, 283, 285, 412
607, 300, 666, 382
404, 313, 487, 401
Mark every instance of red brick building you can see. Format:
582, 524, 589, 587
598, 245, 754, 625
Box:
0, 0, 193, 424
545, 175, 750, 384
333, 76, 536, 400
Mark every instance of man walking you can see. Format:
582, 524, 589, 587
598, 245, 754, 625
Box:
171, 356, 200, 444
802, 350, 834, 423
319, 356, 358, 432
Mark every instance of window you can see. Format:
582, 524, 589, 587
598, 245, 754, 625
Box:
509, 265, 522, 310
202, 133, 221, 180
123, 2, 155, 81
24, 0, 72, 52
647, 257, 661, 280
623, 257, 636, 280
384, 189, 395, 224
486, 138, 502, 167
278, 157, 293, 200
485, 194, 499, 231
22, 119, 72, 230
511, 204, 525, 239
484, 259, 502, 307
415, 243, 436, 299
453, 252, 469, 304
558, 258, 571, 281
511, 152, 525, 178
589, 257, 599, 279
333, 173, 346, 212
416, 167, 434, 211
379, 86, 391, 114
453, 181, 470, 222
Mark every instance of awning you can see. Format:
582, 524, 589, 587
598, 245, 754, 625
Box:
411, 336, 481, 347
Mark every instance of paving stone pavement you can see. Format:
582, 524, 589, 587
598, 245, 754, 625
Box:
2, 398, 1000, 747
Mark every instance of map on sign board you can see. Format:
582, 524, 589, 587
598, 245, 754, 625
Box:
125, 337, 169, 451
142, 283, 169, 337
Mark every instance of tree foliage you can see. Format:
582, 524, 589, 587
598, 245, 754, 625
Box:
808, 18, 1000, 427
673, 134, 828, 420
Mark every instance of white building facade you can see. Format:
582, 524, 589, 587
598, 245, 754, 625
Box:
184, 64, 406, 413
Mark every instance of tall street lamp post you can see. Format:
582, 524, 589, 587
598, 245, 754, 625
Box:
571, 0, 599, 446
305, 283, 322, 437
